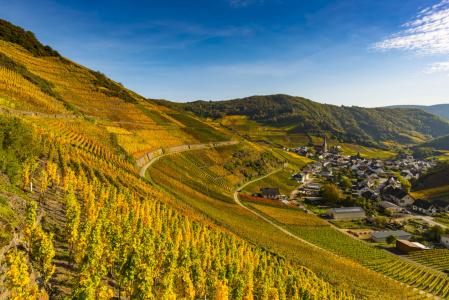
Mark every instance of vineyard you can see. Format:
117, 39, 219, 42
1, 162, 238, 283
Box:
150, 152, 234, 203
0, 24, 444, 299
0, 112, 360, 299
243, 168, 299, 196
409, 249, 449, 272
249, 203, 330, 226
149, 155, 429, 300
289, 225, 449, 298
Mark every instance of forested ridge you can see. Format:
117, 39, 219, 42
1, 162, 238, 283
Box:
161, 94, 449, 144
385, 104, 449, 121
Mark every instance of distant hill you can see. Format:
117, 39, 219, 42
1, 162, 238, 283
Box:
384, 104, 449, 121
157, 94, 449, 146
415, 134, 449, 151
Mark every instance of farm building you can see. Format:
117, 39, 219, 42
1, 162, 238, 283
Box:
327, 207, 365, 220
260, 188, 280, 199
305, 197, 323, 205
303, 182, 322, 190
396, 240, 429, 253
379, 201, 402, 213
370, 230, 411, 243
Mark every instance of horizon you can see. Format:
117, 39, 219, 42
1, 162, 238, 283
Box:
2, 0, 449, 107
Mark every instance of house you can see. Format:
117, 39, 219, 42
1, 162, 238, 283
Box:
302, 165, 313, 172
327, 207, 365, 220
370, 230, 411, 243
305, 197, 323, 205
358, 187, 372, 197
379, 201, 402, 213
303, 182, 322, 190
385, 176, 398, 187
441, 234, 449, 249
400, 170, 413, 180
320, 167, 333, 177
389, 188, 415, 207
361, 190, 375, 200
359, 177, 374, 189
432, 199, 449, 212
260, 188, 280, 199
292, 172, 307, 183
412, 199, 436, 215
396, 240, 429, 253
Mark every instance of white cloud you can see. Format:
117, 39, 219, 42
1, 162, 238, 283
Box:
371, 0, 449, 55
424, 61, 449, 73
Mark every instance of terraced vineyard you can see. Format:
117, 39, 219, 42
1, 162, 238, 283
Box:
409, 249, 449, 272
290, 226, 449, 297
150, 152, 234, 203
249, 203, 330, 226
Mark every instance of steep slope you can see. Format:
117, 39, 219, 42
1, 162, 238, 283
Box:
0, 20, 442, 299
0, 19, 233, 162
0, 21, 363, 300
158, 94, 449, 146
386, 104, 449, 121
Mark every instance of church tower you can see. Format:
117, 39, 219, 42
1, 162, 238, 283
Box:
323, 137, 327, 153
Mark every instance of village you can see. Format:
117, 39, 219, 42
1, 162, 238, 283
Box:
252, 138, 449, 255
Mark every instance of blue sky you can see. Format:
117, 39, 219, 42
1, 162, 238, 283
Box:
1, 0, 449, 106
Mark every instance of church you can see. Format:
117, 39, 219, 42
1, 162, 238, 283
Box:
314, 138, 328, 153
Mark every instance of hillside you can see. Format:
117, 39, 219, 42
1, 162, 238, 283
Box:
0, 20, 366, 299
156, 94, 449, 147
0, 19, 446, 300
385, 104, 449, 121
415, 134, 449, 151
411, 161, 449, 201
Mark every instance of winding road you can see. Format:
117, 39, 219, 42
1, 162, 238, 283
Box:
138, 146, 438, 299
232, 169, 330, 251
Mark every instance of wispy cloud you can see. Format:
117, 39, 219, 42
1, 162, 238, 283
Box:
424, 61, 449, 73
227, 0, 263, 8
371, 0, 449, 55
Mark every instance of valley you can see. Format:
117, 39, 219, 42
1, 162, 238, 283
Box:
0, 18, 449, 300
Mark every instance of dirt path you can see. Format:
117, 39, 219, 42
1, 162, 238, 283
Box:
234, 172, 439, 299
233, 169, 334, 251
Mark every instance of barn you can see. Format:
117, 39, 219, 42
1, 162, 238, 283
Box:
396, 240, 429, 253
370, 230, 411, 243
327, 207, 365, 220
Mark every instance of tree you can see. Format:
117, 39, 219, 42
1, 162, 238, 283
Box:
385, 208, 393, 217
340, 177, 352, 190
401, 179, 411, 193
374, 216, 387, 228
321, 184, 342, 203
426, 225, 445, 242
386, 234, 398, 245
